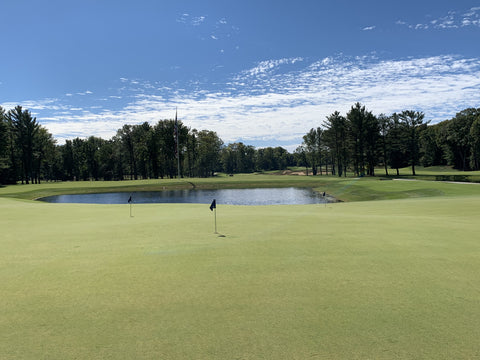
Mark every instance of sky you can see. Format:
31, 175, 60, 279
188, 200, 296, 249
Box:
1, 0, 480, 151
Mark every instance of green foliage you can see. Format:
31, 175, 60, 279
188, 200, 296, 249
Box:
0, 106, 9, 183
347, 103, 374, 176
323, 111, 348, 177
420, 124, 444, 167
318, 105, 480, 177
221, 142, 256, 174
302, 127, 323, 175
435, 108, 480, 171
8, 106, 40, 183
195, 130, 223, 177
398, 110, 429, 175
255, 146, 292, 172
469, 117, 480, 170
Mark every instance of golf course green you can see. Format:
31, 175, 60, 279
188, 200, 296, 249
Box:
1, 171, 480, 359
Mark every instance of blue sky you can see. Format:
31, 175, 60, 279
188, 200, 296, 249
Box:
1, 0, 480, 150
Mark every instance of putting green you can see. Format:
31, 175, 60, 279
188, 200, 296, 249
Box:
1, 190, 480, 359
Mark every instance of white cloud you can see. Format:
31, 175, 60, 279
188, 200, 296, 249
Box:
76, 90, 93, 96
192, 16, 206, 26
11, 55, 480, 149
237, 57, 304, 78
362, 26, 376, 31
1, 98, 67, 113
177, 13, 206, 27
176, 13, 190, 23
398, 6, 480, 30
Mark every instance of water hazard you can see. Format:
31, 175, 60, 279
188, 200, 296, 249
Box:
38, 187, 329, 206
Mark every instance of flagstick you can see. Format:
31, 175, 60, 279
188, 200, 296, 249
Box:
210, 199, 222, 236
128, 194, 133, 217
214, 207, 217, 234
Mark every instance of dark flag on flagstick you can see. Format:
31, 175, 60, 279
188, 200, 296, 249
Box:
128, 196, 132, 203
209, 199, 223, 236
210, 199, 220, 234
210, 199, 216, 211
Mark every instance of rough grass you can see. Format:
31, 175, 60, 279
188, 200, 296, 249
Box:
2, 183, 480, 358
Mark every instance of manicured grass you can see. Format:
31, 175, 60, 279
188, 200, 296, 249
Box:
1, 174, 480, 358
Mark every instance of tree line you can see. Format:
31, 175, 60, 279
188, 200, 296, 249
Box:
0, 105, 294, 184
297, 103, 480, 177
1, 103, 479, 185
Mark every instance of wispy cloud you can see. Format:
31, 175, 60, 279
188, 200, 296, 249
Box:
3, 55, 480, 150
177, 12, 239, 44
397, 6, 480, 30
236, 57, 304, 78
1, 98, 68, 113
191, 16, 206, 26
176, 13, 206, 26
362, 26, 376, 31
76, 90, 93, 96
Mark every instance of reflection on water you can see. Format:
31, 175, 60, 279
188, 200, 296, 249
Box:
39, 188, 330, 205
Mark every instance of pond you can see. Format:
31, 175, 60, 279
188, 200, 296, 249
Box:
38, 187, 331, 206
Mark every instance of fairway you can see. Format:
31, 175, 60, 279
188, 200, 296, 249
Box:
1, 182, 480, 359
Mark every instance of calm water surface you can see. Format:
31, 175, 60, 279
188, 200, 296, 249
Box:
39, 188, 327, 205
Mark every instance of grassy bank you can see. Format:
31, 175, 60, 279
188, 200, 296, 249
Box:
2, 169, 480, 203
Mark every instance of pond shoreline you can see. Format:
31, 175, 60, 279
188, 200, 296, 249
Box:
38, 187, 338, 206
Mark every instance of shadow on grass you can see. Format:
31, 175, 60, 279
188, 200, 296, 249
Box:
379, 174, 480, 183
417, 174, 480, 183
